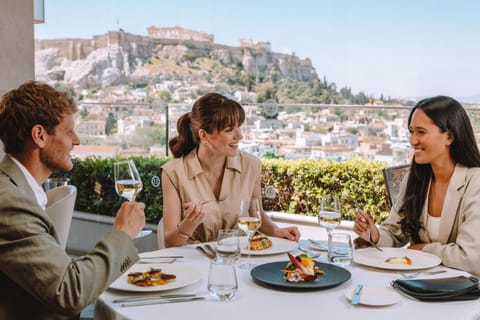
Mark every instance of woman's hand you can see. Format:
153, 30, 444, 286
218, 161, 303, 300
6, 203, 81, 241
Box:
178, 201, 206, 235
272, 226, 301, 242
353, 210, 380, 243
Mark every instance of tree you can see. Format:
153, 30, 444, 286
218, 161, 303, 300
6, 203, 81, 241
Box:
105, 112, 116, 136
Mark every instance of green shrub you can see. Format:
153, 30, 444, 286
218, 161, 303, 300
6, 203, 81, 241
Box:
261, 158, 390, 223
55, 157, 390, 224
55, 156, 168, 224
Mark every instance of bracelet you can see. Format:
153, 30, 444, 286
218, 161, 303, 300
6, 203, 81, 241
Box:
175, 223, 191, 238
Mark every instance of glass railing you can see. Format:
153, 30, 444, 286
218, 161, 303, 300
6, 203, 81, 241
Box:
75, 101, 480, 166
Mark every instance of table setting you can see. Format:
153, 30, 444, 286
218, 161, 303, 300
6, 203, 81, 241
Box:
94, 195, 480, 320
95, 235, 480, 320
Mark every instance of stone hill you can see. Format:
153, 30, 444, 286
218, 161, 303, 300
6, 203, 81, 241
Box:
35, 26, 318, 90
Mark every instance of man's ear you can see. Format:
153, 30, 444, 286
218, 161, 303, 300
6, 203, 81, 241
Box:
31, 124, 47, 147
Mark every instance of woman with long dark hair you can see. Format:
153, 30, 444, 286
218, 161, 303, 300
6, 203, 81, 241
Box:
354, 96, 480, 276
160, 92, 300, 247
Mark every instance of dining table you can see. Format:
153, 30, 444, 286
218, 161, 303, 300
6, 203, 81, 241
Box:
94, 239, 480, 320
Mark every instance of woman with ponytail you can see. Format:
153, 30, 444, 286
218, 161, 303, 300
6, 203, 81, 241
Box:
160, 93, 300, 247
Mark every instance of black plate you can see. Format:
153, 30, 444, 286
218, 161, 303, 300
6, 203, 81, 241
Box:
250, 261, 351, 290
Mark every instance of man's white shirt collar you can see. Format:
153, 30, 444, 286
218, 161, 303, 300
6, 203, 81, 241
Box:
8, 155, 48, 209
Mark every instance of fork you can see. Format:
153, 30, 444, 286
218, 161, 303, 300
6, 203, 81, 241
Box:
399, 270, 447, 279
354, 200, 383, 252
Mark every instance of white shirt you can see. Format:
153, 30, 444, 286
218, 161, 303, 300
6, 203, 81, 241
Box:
426, 213, 441, 242
8, 155, 48, 209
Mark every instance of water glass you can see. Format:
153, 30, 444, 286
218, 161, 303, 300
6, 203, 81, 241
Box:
216, 229, 240, 263
328, 233, 353, 268
207, 258, 238, 301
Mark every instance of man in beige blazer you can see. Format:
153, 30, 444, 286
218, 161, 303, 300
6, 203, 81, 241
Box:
0, 81, 145, 319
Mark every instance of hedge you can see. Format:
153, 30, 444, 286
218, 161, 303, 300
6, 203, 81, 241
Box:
54, 157, 391, 225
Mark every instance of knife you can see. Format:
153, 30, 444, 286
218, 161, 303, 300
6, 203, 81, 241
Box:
120, 296, 205, 307
351, 284, 363, 305
139, 256, 184, 259
113, 293, 197, 304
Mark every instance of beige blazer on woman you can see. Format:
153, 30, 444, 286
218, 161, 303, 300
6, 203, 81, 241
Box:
378, 164, 480, 277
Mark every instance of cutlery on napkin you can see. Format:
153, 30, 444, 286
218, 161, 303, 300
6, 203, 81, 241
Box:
351, 284, 363, 305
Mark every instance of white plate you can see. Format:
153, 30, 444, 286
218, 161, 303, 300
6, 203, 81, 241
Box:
109, 263, 201, 292
345, 287, 401, 306
354, 247, 441, 270
240, 236, 298, 256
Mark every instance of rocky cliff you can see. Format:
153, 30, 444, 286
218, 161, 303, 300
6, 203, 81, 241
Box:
35, 30, 317, 89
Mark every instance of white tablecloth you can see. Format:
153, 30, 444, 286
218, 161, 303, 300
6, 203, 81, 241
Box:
95, 241, 480, 320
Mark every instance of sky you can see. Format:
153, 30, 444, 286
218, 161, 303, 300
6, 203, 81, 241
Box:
35, 0, 480, 101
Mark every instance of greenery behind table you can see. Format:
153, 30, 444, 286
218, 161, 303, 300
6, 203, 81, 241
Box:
53, 157, 390, 225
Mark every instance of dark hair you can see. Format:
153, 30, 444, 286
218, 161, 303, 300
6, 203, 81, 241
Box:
401, 96, 480, 242
0, 81, 77, 154
169, 93, 245, 157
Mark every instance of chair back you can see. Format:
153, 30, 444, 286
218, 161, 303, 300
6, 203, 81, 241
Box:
46, 185, 77, 248
382, 164, 410, 208
157, 217, 165, 249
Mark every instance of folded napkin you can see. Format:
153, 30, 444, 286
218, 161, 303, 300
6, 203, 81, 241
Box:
391, 276, 480, 302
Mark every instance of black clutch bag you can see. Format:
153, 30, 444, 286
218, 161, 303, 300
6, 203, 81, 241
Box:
391, 276, 480, 302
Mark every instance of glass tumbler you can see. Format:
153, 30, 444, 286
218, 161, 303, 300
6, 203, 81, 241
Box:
327, 233, 354, 268
216, 229, 240, 263
207, 258, 238, 301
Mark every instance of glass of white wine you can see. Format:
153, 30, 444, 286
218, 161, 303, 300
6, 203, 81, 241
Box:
318, 195, 341, 257
237, 198, 262, 270
114, 160, 143, 201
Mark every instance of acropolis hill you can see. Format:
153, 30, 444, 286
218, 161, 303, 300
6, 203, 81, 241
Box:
35, 26, 317, 89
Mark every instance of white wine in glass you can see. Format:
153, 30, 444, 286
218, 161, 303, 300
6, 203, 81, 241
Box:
318, 195, 341, 257
237, 198, 261, 270
114, 160, 143, 201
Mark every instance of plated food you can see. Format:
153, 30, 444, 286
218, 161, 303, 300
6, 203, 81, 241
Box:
240, 236, 298, 256
385, 256, 412, 265
354, 247, 441, 270
127, 268, 176, 287
282, 253, 324, 282
249, 233, 273, 251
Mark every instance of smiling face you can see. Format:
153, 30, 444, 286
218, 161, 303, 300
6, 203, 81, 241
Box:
201, 123, 243, 157
39, 113, 80, 172
408, 109, 453, 166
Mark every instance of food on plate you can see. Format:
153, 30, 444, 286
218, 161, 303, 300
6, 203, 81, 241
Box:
385, 256, 412, 265
282, 253, 324, 282
127, 268, 176, 287
248, 232, 273, 251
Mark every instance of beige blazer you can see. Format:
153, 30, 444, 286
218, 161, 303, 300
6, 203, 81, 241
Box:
162, 149, 262, 243
0, 156, 139, 320
378, 164, 480, 277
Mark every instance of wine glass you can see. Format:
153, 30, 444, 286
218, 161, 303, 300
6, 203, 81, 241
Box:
114, 160, 143, 201
318, 195, 341, 257
237, 199, 262, 270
